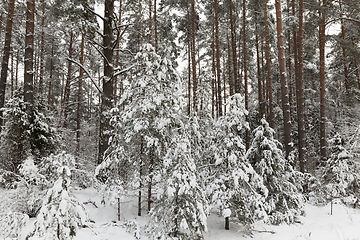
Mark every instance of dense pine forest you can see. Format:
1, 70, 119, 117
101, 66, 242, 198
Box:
1, 0, 360, 239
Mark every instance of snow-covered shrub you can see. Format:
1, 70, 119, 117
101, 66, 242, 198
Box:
246, 118, 304, 224
27, 156, 88, 240
148, 134, 208, 240
322, 134, 359, 206
0, 93, 56, 174
206, 94, 268, 225
0, 212, 29, 239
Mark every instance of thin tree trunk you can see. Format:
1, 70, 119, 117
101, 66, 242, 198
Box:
76, 32, 85, 154
263, 0, 274, 127
0, 0, 16, 127
275, 0, 292, 158
39, 0, 45, 96
211, 23, 216, 118
229, 0, 238, 94
319, 0, 327, 162
48, 37, 54, 109
352, 36, 360, 90
114, 0, 122, 104
61, 32, 74, 126
339, 0, 349, 94
298, 0, 306, 172
187, 26, 191, 115
227, 33, 233, 96
10, 50, 13, 98
148, 0, 152, 44
24, 0, 35, 116
191, 0, 197, 112
99, 0, 114, 164
243, 0, 249, 150
255, 13, 263, 119
214, 0, 222, 116
154, 0, 158, 51
15, 49, 18, 91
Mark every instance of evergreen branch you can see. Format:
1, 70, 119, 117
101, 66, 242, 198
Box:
66, 58, 102, 94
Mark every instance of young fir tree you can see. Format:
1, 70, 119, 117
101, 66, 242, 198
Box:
0, 92, 56, 173
245, 118, 304, 224
322, 134, 357, 205
96, 43, 182, 213
207, 94, 268, 225
148, 133, 208, 240
28, 152, 87, 240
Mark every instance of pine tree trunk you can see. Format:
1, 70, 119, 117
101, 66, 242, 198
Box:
39, 0, 45, 96
48, 37, 54, 109
275, 0, 292, 159
263, 0, 274, 128
214, 0, 222, 117
187, 26, 191, 115
229, 0, 238, 94
61, 32, 74, 127
243, 0, 249, 149
76, 32, 85, 154
211, 23, 216, 118
10, 50, 13, 98
319, 0, 327, 163
154, 0, 158, 51
191, 0, 197, 112
298, 0, 306, 172
24, 0, 35, 115
114, 0, 122, 104
0, 0, 15, 127
339, 0, 349, 94
255, 13, 263, 120
98, 0, 114, 164
148, 0, 152, 44
352, 36, 360, 90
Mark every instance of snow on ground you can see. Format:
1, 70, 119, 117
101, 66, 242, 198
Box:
2, 187, 360, 240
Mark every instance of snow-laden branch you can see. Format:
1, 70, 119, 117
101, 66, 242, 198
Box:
66, 58, 102, 94
326, 17, 360, 26
113, 63, 137, 78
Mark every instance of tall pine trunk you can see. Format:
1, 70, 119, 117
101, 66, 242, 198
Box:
76, 32, 85, 154
0, 0, 16, 127
297, 0, 306, 172
229, 0, 238, 94
243, 0, 249, 149
339, 0, 349, 94
98, 0, 114, 164
263, 0, 274, 127
191, 0, 197, 112
214, 0, 222, 116
39, 0, 45, 96
275, 0, 292, 158
24, 0, 35, 115
319, 0, 327, 162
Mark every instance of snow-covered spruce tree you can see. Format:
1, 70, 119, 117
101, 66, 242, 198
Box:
245, 118, 304, 224
97, 44, 182, 211
322, 134, 358, 206
148, 133, 208, 240
27, 153, 87, 240
207, 94, 268, 225
0, 92, 56, 174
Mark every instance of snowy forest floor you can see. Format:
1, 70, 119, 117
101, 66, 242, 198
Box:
3, 187, 360, 240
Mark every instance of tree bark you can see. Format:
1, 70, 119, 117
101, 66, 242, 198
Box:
61, 32, 74, 126
243, 0, 249, 149
76, 32, 85, 154
275, 0, 292, 158
263, 0, 274, 128
255, 13, 263, 120
0, 0, 16, 127
298, 0, 306, 172
339, 0, 349, 94
24, 0, 35, 115
98, 0, 115, 164
319, 0, 327, 162
39, 0, 45, 96
214, 0, 222, 116
114, 0, 122, 104
154, 0, 158, 51
229, 0, 238, 94
191, 0, 197, 112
